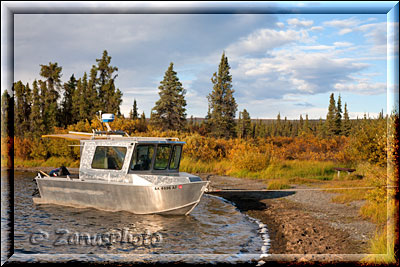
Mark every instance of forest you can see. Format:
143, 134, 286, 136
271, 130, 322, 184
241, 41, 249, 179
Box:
1, 50, 398, 261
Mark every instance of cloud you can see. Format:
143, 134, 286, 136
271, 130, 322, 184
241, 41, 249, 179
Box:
333, 41, 353, 47
276, 22, 285, 28
323, 17, 361, 28
310, 26, 323, 31
230, 48, 371, 100
226, 28, 302, 57
287, 18, 314, 28
334, 80, 386, 95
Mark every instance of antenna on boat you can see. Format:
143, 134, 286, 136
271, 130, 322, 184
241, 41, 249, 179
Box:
94, 111, 130, 138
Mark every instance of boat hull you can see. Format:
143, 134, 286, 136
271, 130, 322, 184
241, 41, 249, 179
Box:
34, 178, 208, 215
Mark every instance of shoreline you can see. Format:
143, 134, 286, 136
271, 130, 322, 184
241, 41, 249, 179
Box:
199, 173, 376, 255
8, 167, 376, 256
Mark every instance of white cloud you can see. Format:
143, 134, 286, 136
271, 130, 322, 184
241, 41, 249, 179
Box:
334, 80, 386, 95
333, 41, 352, 47
299, 45, 335, 50
310, 26, 323, 31
226, 28, 302, 57
324, 17, 361, 28
287, 18, 314, 28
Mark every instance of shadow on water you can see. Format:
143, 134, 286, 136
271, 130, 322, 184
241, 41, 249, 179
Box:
207, 190, 296, 212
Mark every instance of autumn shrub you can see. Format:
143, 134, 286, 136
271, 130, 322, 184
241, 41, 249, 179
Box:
14, 137, 33, 159
357, 162, 387, 224
348, 118, 387, 167
228, 142, 274, 172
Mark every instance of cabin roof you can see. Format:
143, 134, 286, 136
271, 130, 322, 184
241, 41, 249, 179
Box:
81, 138, 185, 145
42, 133, 184, 144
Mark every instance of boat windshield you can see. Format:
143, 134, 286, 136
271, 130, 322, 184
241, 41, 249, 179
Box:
169, 145, 182, 170
131, 144, 155, 171
130, 144, 183, 172
154, 145, 172, 170
91, 146, 127, 170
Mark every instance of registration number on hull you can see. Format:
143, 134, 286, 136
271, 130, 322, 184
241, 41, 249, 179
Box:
154, 185, 181, 190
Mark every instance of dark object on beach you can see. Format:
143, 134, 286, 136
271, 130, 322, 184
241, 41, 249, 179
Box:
333, 167, 356, 178
49, 166, 71, 177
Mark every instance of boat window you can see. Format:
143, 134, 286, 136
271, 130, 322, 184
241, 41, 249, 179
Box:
154, 145, 172, 170
169, 145, 182, 170
131, 145, 155, 171
91, 146, 127, 170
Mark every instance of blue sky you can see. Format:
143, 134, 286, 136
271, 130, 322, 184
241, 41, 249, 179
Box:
7, 2, 399, 119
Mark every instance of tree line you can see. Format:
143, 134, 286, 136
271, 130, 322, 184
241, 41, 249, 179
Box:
3, 50, 122, 138
1, 49, 386, 140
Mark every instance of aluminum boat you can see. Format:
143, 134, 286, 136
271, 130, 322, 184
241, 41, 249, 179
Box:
33, 114, 209, 215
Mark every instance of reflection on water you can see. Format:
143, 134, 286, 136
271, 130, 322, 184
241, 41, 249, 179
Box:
4, 171, 265, 263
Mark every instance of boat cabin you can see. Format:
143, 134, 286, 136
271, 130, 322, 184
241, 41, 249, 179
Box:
79, 137, 186, 182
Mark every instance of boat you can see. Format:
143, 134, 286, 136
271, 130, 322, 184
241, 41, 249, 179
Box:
33, 113, 209, 215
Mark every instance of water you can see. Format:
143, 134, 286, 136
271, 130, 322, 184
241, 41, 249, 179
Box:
3, 171, 268, 264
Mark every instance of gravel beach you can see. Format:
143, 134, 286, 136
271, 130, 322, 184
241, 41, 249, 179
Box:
200, 173, 376, 255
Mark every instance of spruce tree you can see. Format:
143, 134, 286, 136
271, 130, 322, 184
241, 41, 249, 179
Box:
29, 80, 45, 137
335, 94, 342, 135
206, 52, 237, 138
151, 62, 187, 131
276, 112, 282, 136
299, 114, 304, 135
237, 109, 251, 138
342, 103, 351, 136
1, 89, 12, 138
131, 99, 138, 120
40, 62, 62, 131
94, 50, 121, 114
304, 114, 310, 134
325, 93, 337, 136
14, 81, 31, 137
60, 74, 77, 127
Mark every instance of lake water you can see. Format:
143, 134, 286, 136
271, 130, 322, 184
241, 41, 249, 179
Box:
2, 171, 268, 264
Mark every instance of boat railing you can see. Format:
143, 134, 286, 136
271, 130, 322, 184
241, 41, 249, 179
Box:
104, 136, 181, 141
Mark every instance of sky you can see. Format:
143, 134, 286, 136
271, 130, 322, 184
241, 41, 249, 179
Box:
6, 2, 399, 120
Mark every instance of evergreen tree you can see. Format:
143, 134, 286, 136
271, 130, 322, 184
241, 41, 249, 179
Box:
14, 81, 31, 137
93, 50, 121, 114
283, 116, 290, 137
299, 114, 304, 135
303, 114, 311, 135
237, 109, 251, 138
60, 74, 77, 127
1, 89, 13, 138
130, 99, 138, 120
206, 52, 238, 138
72, 77, 83, 122
342, 103, 351, 136
151, 62, 187, 131
335, 94, 342, 135
275, 112, 282, 136
29, 80, 45, 137
87, 66, 99, 119
40, 62, 62, 130
316, 118, 325, 138
325, 93, 337, 136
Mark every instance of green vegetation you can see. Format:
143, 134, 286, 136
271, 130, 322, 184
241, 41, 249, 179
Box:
205, 51, 238, 138
150, 62, 187, 131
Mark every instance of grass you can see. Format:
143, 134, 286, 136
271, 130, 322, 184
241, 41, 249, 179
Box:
181, 157, 340, 181
361, 227, 396, 265
15, 156, 80, 168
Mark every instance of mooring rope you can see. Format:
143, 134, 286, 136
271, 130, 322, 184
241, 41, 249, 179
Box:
206, 185, 398, 193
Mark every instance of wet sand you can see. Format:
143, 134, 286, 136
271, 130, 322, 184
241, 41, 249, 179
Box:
200, 174, 376, 256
